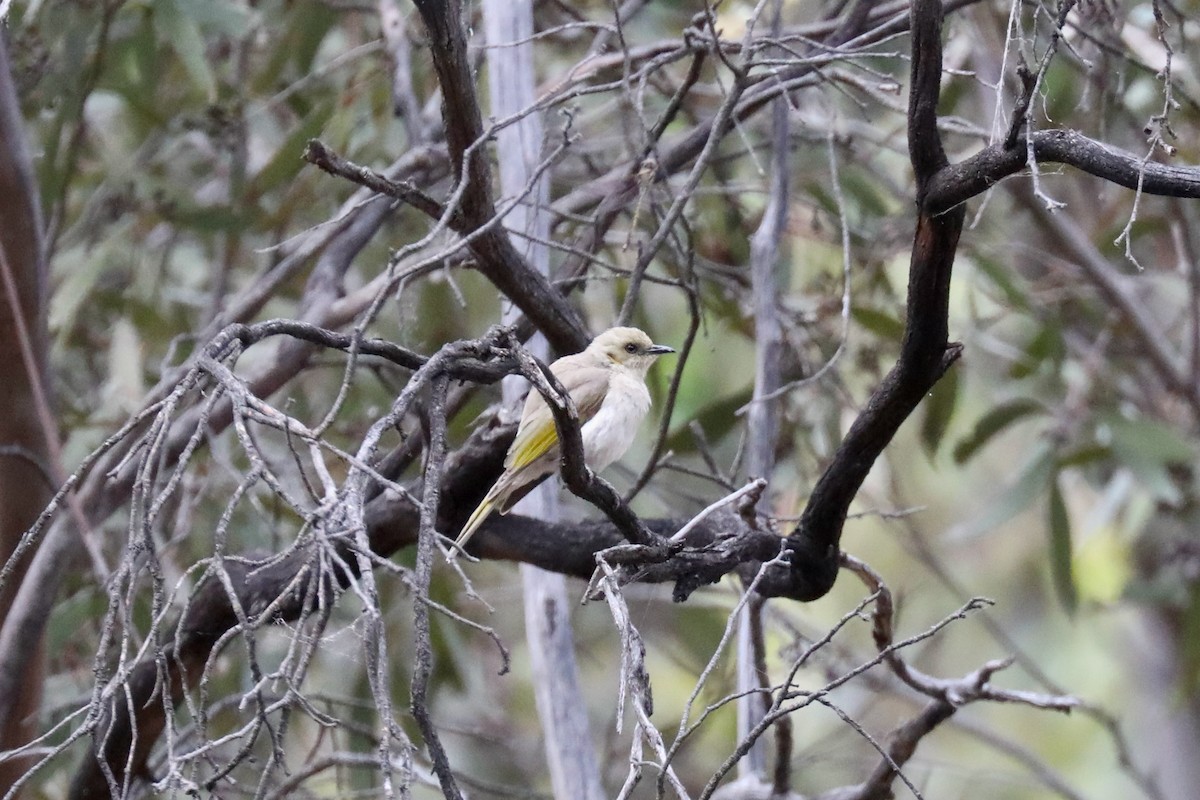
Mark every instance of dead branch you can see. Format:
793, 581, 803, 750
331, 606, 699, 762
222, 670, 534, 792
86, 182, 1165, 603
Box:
410, 0, 588, 355
927, 128, 1200, 213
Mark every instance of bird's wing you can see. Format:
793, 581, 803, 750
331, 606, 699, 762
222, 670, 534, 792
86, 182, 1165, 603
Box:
503, 356, 609, 471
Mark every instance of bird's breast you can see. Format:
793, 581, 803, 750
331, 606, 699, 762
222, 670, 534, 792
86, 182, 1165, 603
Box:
580, 373, 651, 472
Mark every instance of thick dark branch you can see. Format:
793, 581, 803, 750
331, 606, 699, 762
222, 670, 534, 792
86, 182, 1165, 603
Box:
551, 0, 908, 263
0, 28, 52, 785
409, 0, 493, 225
926, 128, 1200, 213
68, 477, 793, 797
782, 0, 964, 602
415, 420, 801, 598
70, 0, 1145, 789
69, 325, 808, 796
68, 331, 518, 798
408, 0, 588, 355
775, 0, 1200, 604
908, 0, 951, 189
836, 553, 1078, 800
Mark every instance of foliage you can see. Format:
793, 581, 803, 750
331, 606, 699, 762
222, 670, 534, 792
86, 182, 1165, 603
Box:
1, 0, 1199, 798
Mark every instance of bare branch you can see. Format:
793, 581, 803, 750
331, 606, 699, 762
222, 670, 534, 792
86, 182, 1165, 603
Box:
409, 0, 588, 355
927, 128, 1200, 214
409, 376, 460, 799
783, 0, 965, 603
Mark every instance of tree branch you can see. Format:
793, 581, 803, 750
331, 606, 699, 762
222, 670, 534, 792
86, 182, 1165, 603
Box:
55, 0, 1190, 793
0, 28, 53, 788
408, 0, 588, 355
782, 0, 965, 602
926, 128, 1200, 214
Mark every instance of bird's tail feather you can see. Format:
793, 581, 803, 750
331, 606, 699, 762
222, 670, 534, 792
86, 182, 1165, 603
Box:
451, 465, 554, 559
450, 482, 506, 558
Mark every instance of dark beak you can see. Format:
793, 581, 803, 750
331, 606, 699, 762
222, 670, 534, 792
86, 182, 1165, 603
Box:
647, 344, 675, 355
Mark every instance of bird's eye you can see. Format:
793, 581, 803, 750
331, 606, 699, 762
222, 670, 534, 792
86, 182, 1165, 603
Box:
624, 342, 638, 354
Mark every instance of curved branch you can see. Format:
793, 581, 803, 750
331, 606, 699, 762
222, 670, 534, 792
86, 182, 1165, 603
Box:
67, 322, 812, 796
908, 0, 952, 188
66, 0, 1193, 790
782, 0, 965, 601
409, 0, 588, 355
304, 139, 451, 223
208, 319, 517, 384
66, 486, 792, 797
927, 128, 1200, 213
548, 0, 941, 266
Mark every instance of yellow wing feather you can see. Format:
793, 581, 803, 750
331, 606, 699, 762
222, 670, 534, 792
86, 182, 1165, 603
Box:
505, 411, 560, 471
449, 358, 613, 558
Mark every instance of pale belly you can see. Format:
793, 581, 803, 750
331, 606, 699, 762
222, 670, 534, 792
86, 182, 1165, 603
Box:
580, 375, 651, 472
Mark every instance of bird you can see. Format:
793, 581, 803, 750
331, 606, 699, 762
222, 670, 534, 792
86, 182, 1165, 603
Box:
451, 327, 674, 557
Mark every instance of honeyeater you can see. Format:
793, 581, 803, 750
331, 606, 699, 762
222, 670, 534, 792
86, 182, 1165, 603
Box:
451, 327, 674, 556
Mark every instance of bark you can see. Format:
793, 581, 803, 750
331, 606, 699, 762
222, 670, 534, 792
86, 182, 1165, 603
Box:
0, 31, 51, 796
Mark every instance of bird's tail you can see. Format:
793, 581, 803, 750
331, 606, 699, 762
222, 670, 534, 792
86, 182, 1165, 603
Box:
449, 487, 501, 559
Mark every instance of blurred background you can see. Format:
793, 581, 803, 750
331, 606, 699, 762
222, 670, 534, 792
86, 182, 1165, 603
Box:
3, 0, 1200, 797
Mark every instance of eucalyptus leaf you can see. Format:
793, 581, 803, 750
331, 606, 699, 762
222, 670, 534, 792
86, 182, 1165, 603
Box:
948, 442, 1056, 540
153, 0, 218, 101
1047, 476, 1077, 614
1105, 415, 1194, 504
1009, 324, 1063, 379
852, 306, 904, 341
921, 367, 959, 456
953, 398, 1047, 464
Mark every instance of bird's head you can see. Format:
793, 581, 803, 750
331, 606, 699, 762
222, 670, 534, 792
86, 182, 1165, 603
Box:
588, 326, 675, 376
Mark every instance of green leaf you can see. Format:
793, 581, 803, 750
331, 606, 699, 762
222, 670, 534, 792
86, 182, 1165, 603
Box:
920, 367, 959, 456
1105, 415, 1195, 504
1056, 442, 1111, 468
179, 0, 255, 36
1105, 415, 1195, 464
840, 166, 893, 218
50, 233, 125, 342
109, 15, 165, 125
289, 0, 339, 75
804, 181, 838, 220
153, 0, 217, 101
1181, 586, 1200, 695
1047, 476, 1077, 614
852, 306, 904, 341
953, 398, 1046, 464
246, 100, 334, 199
1075, 527, 1130, 604
1009, 324, 1063, 379
666, 388, 753, 453
47, 590, 108, 656
972, 254, 1028, 311
949, 442, 1056, 540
